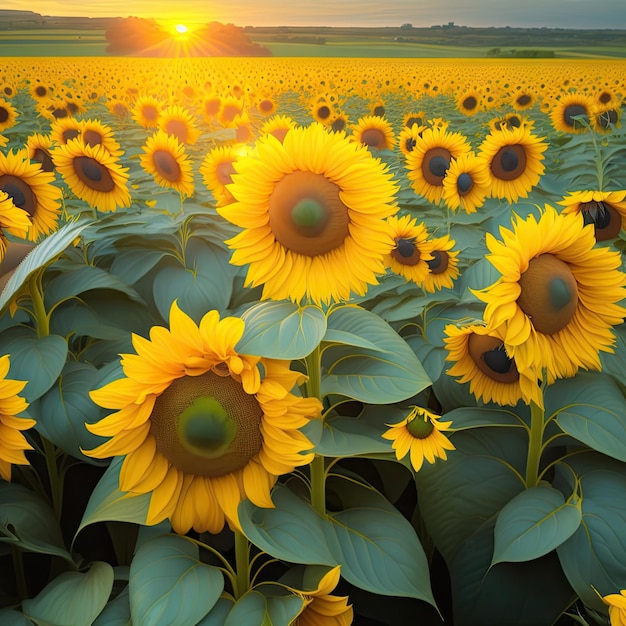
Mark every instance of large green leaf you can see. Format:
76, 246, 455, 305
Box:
321, 306, 431, 404
110, 248, 172, 285
224, 590, 303, 626
93, 587, 130, 626
236, 301, 327, 359
546, 371, 626, 462
75, 457, 150, 543
22, 561, 114, 626
129, 534, 223, 626
0, 219, 92, 312
0, 481, 73, 564
0, 610, 31, 625
196, 598, 235, 625
492, 484, 581, 565
443, 406, 526, 431
3, 328, 68, 403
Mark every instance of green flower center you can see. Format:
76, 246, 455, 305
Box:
291, 198, 328, 231
178, 397, 237, 457
406, 415, 435, 439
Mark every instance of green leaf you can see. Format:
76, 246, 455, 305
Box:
456, 256, 502, 303
546, 371, 626, 462
321, 306, 431, 404
0, 479, 73, 564
0, 219, 92, 312
444, 406, 527, 431
196, 598, 234, 625
110, 248, 171, 285
129, 534, 224, 626
75, 457, 150, 543
93, 586, 130, 626
236, 301, 327, 359
492, 484, 581, 565
239, 483, 337, 566
22, 561, 114, 626
0, 609, 32, 625
38, 361, 108, 464
3, 329, 68, 403
224, 591, 270, 626
265, 594, 304, 625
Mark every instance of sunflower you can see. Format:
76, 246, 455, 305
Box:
0, 191, 32, 259
382, 406, 455, 473
594, 106, 621, 132
443, 322, 543, 407
310, 98, 335, 126
140, 130, 194, 198
456, 90, 482, 116
218, 97, 244, 126
478, 125, 547, 204
200, 145, 240, 206
369, 100, 386, 117
421, 234, 460, 293
260, 115, 297, 143
350, 115, 396, 151
559, 190, 626, 241
384, 214, 434, 286
158, 104, 200, 145
472, 205, 626, 382
255, 94, 278, 117
397, 124, 425, 157
26, 133, 55, 172
0, 148, 61, 241
201, 94, 222, 125
329, 111, 350, 134
402, 111, 425, 129
79, 118, 123, 156
0, 354, 34, 482
549, 93, 595, 134
292, 566, 353, 626
52, 138, 131, 213
0, 135, 7, 149
442, 151, 491, 214
30, 83, 53, 102
602, 589, 626, 626
0, 99, 18, 133
511, 89, 537, 111
84, 301, 320, 534
217, 123, 399, 306
405, 126, 472, 204
50, 117, 82, 146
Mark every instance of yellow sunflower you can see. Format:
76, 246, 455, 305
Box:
478, 126, 547, 204
558, 190, 626, 241
255, 94, 278, 117
0, 354, 34, 482
310, 98, 335, 126
397, 124, 425, 157
443, 322, 543, 407
594, 106, 621, 132
0, 135, 7, 149
52, 138, 131, 213
79, 118, 123, 156
140, 130, 194, 198
511, 89, 537, 111
0, 191, 31, 260
292, 566, 353, 626
0, 99, 18, 133
472, 205, 626, 382
350, 115, 396, 151
456, 90, 482, 116
0, 148, 61, 241
442, 152, 491, 214
329, 111, 350, 134
50, 117, 82, 146
602, 589, 626, 626
158, 104, 200, 145
382, 406, 455, 473
259, 115, 297, 144
402, 111, 425, 129
84, 301, 321, 534
217, 123, 399, 306
421, 234, 460, 293
384, 214, 434, 286
130, 95, 163, 129
405, 126, 472, 204
26, 133, 55, 173
200, 145, 240, 206
549, 93, 595, 134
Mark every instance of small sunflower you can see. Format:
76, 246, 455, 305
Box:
405, 126, 472, 204
218, 97, 244, 126
200, 145, 240, 206
602, 589, 626, 626
472, 205, 626, 381
397, 124, 425, 157
329, 111, 350, 134
218, 123, 399, 306
442, 152, 491, 214
456, 90, 482, 116
84, 301, 320, 534
511, 89, 537, 111
50, 117, 82, 146
255, 94, 278, 117
443, 322, 543, 407
421, 234, 460, 293
559, 190, 626, 241
382, 406, 455, 473
0, 99, 18, 133
0, 148, 61, 241
26, 133, 55, 173
350, 115, 396, 151
201, 94, 222, 125
594, 106, 621, 132
369, 100, 386, 117
478, 125, 547, 204
53, 138, 131, 213
402, 111, 425, 129
79, 118, 123, 156
260, 115, 297, 144
384, 214, 434, 286
140, 130, 194, 198
0, 191, 32, 259
158, 104, 200, 145
0, 354, 34, 482
310, 98, 335, 126
549, 93, 595, 134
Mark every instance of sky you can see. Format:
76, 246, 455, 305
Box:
3, 0, 626, 29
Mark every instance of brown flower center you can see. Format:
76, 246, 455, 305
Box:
462, 96, 478, 111
83, 129, 104, 147
163, 120, 189, 144
142, 105, 159, 121
468, 334, 519, 383
0, 107, 8, 124
33, 148, 55, 172
268, 171, 350, 257
0, 175, 37, 216
62, 129, 80, 144
316, 105, 331, 120
392, 238, 421, 266
517, 253, 578, 335
216, 161, 236, 186
150, 371, 263, 477
516, 94, 532, 107
490, 144, 527, 181
581, 200, 621, 240
422, 147, 451, 186
360, 128, 386, 149
73, 156, 115, 192
563, 104, 589, 129
427, 250, 449, 274
153, 149, 181, 183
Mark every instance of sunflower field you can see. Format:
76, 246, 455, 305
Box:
0, 55, 626, 625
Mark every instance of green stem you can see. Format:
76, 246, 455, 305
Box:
305, 344, 326, 515
30, 270, 50, 338
11, 546, 28, 600
588, 131, 605, 190
42, 436, 63, 519
233, 529, 250, 599
525, 399, 545, 488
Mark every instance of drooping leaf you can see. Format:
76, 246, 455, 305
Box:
0, 609, 32, 625
93, 586, 131, 626
196, 598, 235, 625
129, 534, 224, 626
22, 561, 114, 626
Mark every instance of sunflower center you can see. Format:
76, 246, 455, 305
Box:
0, 175, 36, 216
457, 173, 473, 195
507, 115, 522, 128
563, 104, 589, 129
422, 147, 451, 185
259, 99, 274, 113
372, 105, 385, 116
406, 415, 435, 439
517, 253, 579, 335
316, 105, 331, 120
468, 334, 519, 383
360, 128, 386, 149
0, 108, 8, 124
150, 371, 263, 477
598, 91, 612, 104
331, 117, 346, 132
463, 96, 478, 110
581, 200, 620, 240
392, 238, 421, 266
153, 149, 181, 183
404, 137, 416, 152
62, 129, 80, 144
268, 170, 349, 257
164, 120, 188, 143
427, 250, 449, 274
406, 117, 422, 128
216, 161, 236, 186
33, 148, 55, 172
73, 156, 116, 192
35, 85, 47, 97
83, 130, 103, 147
490, 144, 527, 181
517, 94, 532, 106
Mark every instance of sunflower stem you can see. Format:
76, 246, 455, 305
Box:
29, 269, 50, 338
233, 529, 250, 599
525, 398, 545, 488
42, 436, 63, 519
588, 131, 605, 190
11, 545, 28, 600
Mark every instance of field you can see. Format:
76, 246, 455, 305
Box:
0, 52, 626, 626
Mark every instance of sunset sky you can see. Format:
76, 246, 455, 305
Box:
3, 0, 625, 28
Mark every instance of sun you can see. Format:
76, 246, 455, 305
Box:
175, 23, 189, 34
